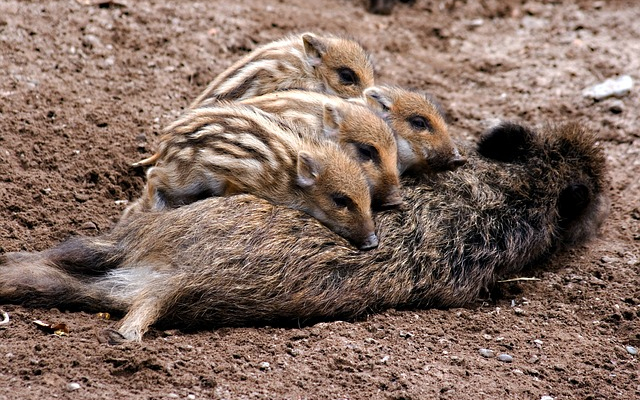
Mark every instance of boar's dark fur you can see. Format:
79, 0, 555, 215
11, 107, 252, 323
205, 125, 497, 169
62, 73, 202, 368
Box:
0, 122, 609, 342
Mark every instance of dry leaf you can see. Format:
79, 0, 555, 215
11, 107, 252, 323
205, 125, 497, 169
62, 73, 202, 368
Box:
97, 312, 111, 320
33, 320, 70, 336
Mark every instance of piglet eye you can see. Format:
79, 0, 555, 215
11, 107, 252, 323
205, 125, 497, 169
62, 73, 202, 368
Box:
355, 143, 379, 163
408, 115, 432, 132
331, 193, 353, 209
337, 67, 358, 86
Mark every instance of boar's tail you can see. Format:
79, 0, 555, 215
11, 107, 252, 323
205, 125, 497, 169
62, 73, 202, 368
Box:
0, 236, 130, 312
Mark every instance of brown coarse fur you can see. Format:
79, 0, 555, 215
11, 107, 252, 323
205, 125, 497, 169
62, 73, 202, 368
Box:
358, 85, 467, 175
240, 90, 401, 208
0, 122, 609, 342
123, 101, 378, 250
189, 32, 375, 107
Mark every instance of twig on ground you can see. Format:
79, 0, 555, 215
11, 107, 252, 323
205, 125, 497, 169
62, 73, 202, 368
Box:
497, 277, 541, 283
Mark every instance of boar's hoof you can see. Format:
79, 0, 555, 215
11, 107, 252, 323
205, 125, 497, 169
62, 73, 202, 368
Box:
98, 328, 129, 345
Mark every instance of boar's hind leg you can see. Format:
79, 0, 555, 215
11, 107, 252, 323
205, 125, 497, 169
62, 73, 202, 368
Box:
0, 252, 97, 309
106, 280, 182, 343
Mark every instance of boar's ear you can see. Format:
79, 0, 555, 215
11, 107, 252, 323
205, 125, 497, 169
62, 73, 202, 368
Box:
302, 33, 327, 66
363, 86, 393, 112
477, 121, 536, 162
321, 102, 343, 140
558, 183, 591, 224
296, 151, 323, 188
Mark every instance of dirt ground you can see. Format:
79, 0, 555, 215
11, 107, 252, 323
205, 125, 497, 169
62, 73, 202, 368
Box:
0, 0, 638, 399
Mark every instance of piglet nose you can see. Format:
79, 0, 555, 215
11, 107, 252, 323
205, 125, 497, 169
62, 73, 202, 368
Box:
358, 232, 379, 250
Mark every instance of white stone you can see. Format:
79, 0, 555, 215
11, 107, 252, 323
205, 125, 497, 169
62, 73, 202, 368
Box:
479, 348, 494, 358
259, 361, 270, 370
582, 75, 633, 100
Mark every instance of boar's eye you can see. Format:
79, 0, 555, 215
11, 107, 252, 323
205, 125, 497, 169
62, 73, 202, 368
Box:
337, 67, 358, 86
408, 115, 433, 132
331, 193, 354, 209
355, 143, 380, 163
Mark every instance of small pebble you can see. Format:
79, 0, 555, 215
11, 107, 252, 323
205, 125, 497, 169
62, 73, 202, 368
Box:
66, 382, 81, 391
167, 394, 179, 399
541, 396, 554, 400
528, 368, 541, 376
479, 348, 494, 358
81, 222, 97, 230
82, 34, 102, 49
609, 100, 624, 114
103, 56, 116, 67
514, 307, 525, 315
582, 75, 633, 100
497, 353, 513, 363
626, 345, 637, 355
482, 334, 492, 340
259, 361, 270, 370
380, 355, 390, 363
533, 339, 543, 347
187, 395, 196, 400
399, 331, 414, 338
450, 355, 464, 365
74, 192, 90, 202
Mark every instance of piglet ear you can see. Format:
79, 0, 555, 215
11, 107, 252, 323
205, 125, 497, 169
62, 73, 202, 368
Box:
363, 86, 393, 112
302, 33, 327, 66
477, 121, 536, 162
321, 102, 343, 140
296, 151, 323, 188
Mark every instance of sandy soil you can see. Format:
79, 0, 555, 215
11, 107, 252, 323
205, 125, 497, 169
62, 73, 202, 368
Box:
0, 0, 638, 399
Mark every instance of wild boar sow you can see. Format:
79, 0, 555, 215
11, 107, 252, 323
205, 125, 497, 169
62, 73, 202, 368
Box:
0, 122, 609, 342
